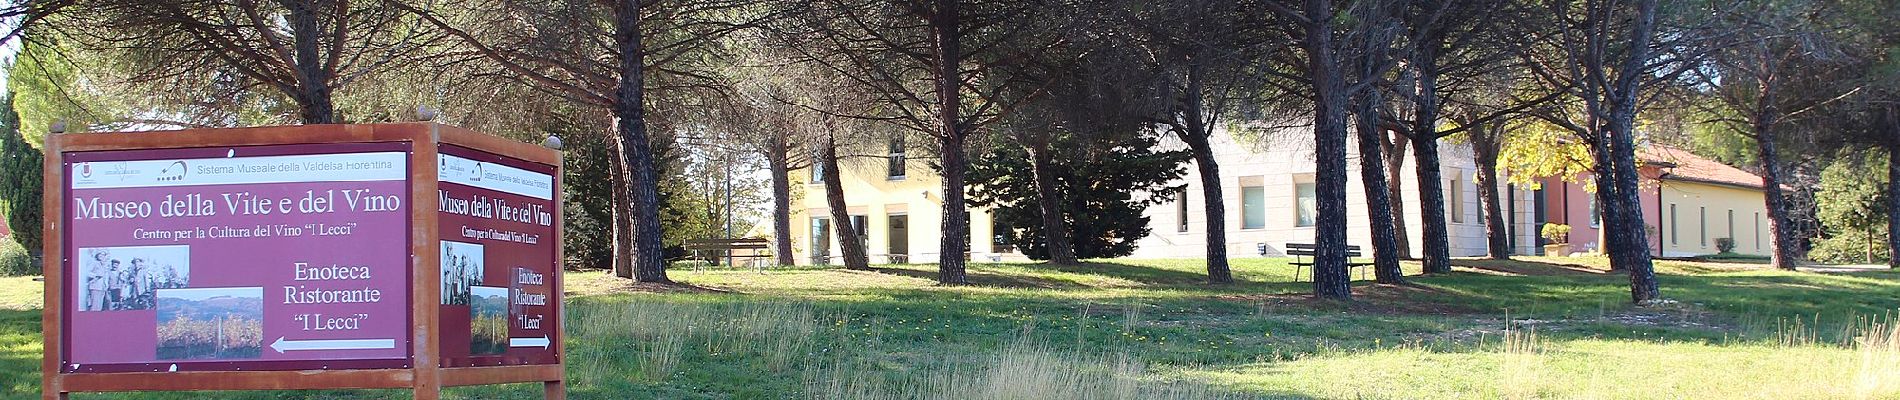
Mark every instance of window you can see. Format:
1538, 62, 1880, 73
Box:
1755, 212, 1762, 249
1699, 206, 1707, 247
1726, 209, 1735, 243
851, 215, 868, 241
887, 214, 909, 257
887, 136, 906, 180
809, 217, 831, 265
1449, 177, 1466, 223
1295, 183, 1317, 227
1588, 198, 1600, 228
1669, 204, 1678, 245
1243, 185, 1267, 229
1174, 189, 1189, 233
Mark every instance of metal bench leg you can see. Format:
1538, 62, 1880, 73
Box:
1293, 264, 1304, 283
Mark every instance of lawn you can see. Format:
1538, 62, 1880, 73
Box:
2, 257, 1897, 399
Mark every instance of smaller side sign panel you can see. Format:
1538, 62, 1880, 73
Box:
436, 145, 560, 367
62, 143, 413, 373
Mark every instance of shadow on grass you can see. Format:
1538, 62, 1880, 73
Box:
1452, 258, 1608, 276
865, 260, 1296, 293
868, 265, 1093, 289
565, 279, 739, 296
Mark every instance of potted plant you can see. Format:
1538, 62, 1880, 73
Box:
1540, 223, 1572, 256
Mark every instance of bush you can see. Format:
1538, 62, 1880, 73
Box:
1715, 238, 1736, 254
1540, 223, 1571, 244
0, 238, 34, 276
1809, 233, 1889, 265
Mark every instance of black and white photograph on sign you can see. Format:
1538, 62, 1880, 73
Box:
441, 241, 485, 305
470, 286, 509, 355
156, 287, 264, 360
77, 245, 190, 312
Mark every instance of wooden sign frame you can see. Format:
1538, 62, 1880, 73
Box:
41, 123, 565, 399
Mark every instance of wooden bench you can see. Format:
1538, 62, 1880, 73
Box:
683, 238, 772, 272
1285, 243, 1375, 282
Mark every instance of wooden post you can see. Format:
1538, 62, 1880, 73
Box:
412, 125, 444, 399
547, 150, 567, 400
41, 131, 67, 400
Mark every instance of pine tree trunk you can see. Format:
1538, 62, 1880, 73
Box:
1754, 117, 1800, 270
931, 0, 968, 285
937, 134, 970, 283
1472, 123, 1511, 259
1354, 92, 1404, 284
1887, 140, 1899, 269
1383, 133, 1412, 259
1608, 132, 1657, 300
1608, 0, 1661, 303
1183, 133, 1232, 283
1410, 49, 1452, 274
822, 137, 871, 270
769, 132, 796, 267
1412, 134, 1452, 273
609, 136, 633, 278
1305, 0, 1351, 299
1591, 144, 1627, 268
1026, 145, 1080, 264
285, 0, 335, 124
1180, 64, 1232, 284
614, 0, 669, 283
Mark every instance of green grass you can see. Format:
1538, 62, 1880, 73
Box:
2, 257, 1897, 399
1691, 252, 1774, 264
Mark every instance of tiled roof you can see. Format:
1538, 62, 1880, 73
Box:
1640, 146, 1766, 190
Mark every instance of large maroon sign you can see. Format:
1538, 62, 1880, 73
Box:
435, 145, 560, 367
60, 142, 414, 373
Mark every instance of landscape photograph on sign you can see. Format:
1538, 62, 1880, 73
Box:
469, 286, 509, 355
77, 245, 190, 312
440, 241, 484, 305
155, 287, 264, 360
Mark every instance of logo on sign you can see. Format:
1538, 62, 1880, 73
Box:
471, 163, 484, 182
80, 163, 92, 178
157, 161, 187, 181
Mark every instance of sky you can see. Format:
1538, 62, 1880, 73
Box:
157, 286, 263, 302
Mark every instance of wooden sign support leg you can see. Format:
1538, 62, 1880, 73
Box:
414, 135, 443, 400
547, 167, 567, 400
42, 134, 66, 400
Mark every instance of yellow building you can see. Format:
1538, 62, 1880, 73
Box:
781, 126, 1539, 265
1538, 146, 1774, 257
1650, 147, 1775, 257
784, 139, 1022, 265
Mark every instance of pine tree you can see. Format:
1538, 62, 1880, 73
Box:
967, 131, 1188, 260
0, 94, 43, 274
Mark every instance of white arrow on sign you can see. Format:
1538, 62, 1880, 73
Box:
270, 337, 396, 353
509, 335, 550, 349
